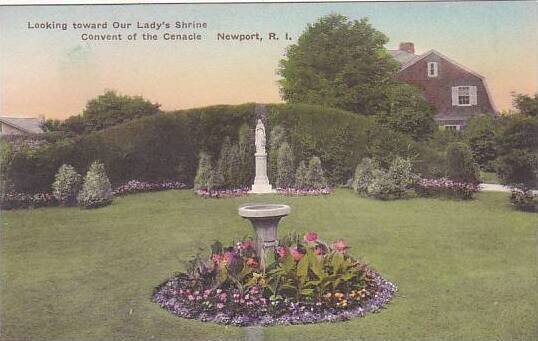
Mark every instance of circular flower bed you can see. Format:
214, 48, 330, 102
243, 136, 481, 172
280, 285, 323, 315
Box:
153, 232, 397, 326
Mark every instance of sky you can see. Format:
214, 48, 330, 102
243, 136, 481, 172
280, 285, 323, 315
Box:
0, 1, 536, 119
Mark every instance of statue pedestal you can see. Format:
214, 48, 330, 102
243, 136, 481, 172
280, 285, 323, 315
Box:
250, 153, 275, 194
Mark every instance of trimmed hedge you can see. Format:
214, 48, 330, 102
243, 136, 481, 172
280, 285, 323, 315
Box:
4, 103, 373, 193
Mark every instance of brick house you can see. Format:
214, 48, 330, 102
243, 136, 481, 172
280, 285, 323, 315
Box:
389, 42, 497, 131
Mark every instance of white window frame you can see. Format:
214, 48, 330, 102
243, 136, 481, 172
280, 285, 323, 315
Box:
427, 62, 438, 78
452, 86, 477, 107
443, 125, 461, 131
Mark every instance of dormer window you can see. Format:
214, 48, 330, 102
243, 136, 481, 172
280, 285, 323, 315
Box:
427, 62, 438, 77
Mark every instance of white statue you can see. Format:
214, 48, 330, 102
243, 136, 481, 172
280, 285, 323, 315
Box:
255, 119, 266, 154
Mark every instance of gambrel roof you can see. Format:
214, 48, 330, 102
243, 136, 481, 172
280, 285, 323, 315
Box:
0, 116, 44, 134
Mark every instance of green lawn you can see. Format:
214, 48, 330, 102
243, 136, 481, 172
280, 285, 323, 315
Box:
1, 190, 537, 341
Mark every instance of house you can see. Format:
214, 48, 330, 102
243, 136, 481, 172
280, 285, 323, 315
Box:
389, 42, 497, 131
0, 116, 44, 136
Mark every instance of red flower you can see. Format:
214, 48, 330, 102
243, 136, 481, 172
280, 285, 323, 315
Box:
246, 257, 259, 268
290, 246, 304, 261
276, 246, 288, 258
331, 239, 349, 253
303, 231, 318, 243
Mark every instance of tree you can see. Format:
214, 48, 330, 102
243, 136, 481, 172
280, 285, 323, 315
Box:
306, 156, 328, 189
216, 137, 234, 188
77, 161, 113, 209
295, 161, 308, 189
194, 152, 212, 191
278, 14, 399, 115
237, 124, 255, 187
268, 125, 287, 184
446, 142, 480, 183
463, 114, 498, 170
375, 83, 436, 140
276, 142, 295, 188
52, 164, 82, 206
513, 92, 538, 117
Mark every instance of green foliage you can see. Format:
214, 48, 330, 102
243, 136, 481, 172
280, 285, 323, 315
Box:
446, 142, 480, 183
510, 188, 537, 212
268, 125, 287, 184
194, 152, 212, 191
294, 161, 309, 189
495, 149, 537, 187
463, 114, 498, 170
364, 157, 417, 200
352, 158, 375, 194
512, 92, 538, 117
306, 156, 328, 189
208, 168, 225, 190
237, 124, 255, 187
276, 142, 295, 188
52, 164, 82, 206
77, 161, 113, 209
216, 137, 234, 188
278, 14, 399, 115
376, 83, 436, 140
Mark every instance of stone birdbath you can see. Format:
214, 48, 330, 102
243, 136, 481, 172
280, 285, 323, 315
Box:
238, 204, 290, 266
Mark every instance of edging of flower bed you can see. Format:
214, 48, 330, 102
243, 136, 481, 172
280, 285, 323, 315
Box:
277, 187, 332, 196
152, 268, 397, 326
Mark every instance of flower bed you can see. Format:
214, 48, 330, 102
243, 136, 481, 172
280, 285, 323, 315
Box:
0, 192, 57, 210
153, 232, 397, 326
415, 178, 479, 200
113, 180, 186, 196
277, 187, 332, 196
195, 188, 250, 199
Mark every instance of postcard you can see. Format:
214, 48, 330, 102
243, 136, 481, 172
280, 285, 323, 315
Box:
1, 1, 536, 340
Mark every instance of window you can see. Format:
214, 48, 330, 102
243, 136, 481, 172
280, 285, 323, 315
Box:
452, 86, 477, 106
444, 125, 461, 131
427, 62, 438, 77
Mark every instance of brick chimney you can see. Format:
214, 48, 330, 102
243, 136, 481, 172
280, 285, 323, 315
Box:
399, 42, 415, 54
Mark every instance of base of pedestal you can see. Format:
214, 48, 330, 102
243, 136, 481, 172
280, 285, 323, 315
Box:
249, 181, 275, 194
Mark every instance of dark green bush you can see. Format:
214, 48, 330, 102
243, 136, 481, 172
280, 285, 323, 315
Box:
495, 149, 537, 187
446, 142, 480, 183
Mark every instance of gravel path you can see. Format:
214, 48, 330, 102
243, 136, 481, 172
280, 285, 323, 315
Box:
480, 183, 537, 194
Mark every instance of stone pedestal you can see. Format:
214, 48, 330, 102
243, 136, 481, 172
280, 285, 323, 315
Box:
250, 153, 274, 194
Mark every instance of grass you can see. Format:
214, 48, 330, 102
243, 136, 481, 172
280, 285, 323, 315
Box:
1, 189, 537, 341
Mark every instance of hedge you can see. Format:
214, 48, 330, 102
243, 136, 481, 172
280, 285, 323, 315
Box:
3, 103, 374, 193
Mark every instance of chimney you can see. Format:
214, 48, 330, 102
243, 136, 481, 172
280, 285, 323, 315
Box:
399, 42, 415, 54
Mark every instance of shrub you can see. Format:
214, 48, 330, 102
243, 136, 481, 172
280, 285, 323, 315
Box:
276, 142, 295, 188
294, 161, 308, 189
0, 192, 56, 210
112, 180, 185, 196
495, 149, 537, 188
216, 137, 234, 188
446, 142, 480, 183
415, 178, 479, 200
77, 161, 113, 209
237, 123, 255, 187
510, 187, 537, 212
52, 164, 82, 206
352, 158, 375, 194
306, 156, 327, 189
194, 152, 212, 191
208, 168, 225, 190
268, 125, 287, 184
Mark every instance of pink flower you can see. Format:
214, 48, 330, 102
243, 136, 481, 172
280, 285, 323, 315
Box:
331, 239, 349, 253
245, 258, 259, 268
219, 293, 227, 302
216, 303, 224, 309
304, 231, 318, 243
277, 246, 288, 258
290, 246, 304, 261
187, 295, 195, 301
222, 251, 235, 265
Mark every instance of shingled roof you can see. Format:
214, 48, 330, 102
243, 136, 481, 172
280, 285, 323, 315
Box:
0, 116, 44, 134
388, 49, 420, 67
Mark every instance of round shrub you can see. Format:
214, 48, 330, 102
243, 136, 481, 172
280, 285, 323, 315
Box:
77, 161, 113, 209
352, 158, 375, 194
446, 142, 480, 183
495, 149, 537, 188
52, 164, 82, 206
510, 187, 537, 212
276, 142, 295, 188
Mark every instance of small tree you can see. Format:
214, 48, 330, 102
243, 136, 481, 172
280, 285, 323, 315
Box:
238, 124, 255, 187
208, 168, 225, 190
52, 164, 82, 206
306, 156, 328, 189
495, 149, 538, 187
353, 158, 376, 194
228, 144, 241, 188
295, 161, 308, 189
217, 137, 234, 188
463, 114, 498, 170
194, 152, 212, 191
77, 161, 113, 209
268, 125, 287, 184
446, 142, 480, 183
276, 142, 295, 188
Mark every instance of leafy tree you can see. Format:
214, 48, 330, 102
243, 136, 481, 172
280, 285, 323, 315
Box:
496, 150, 537, 187
276, 142, 295, 188
513, 92, 538, 117
463, 114, 498, 170
52, 164, 82, 206
376, 83, 436, 140
278, 14, 399, 115
295, 161, 308, 189
306, 156, 328, 189
77, 161, 113, 209
194, 152, 212, 191
446, 142, 480, 183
